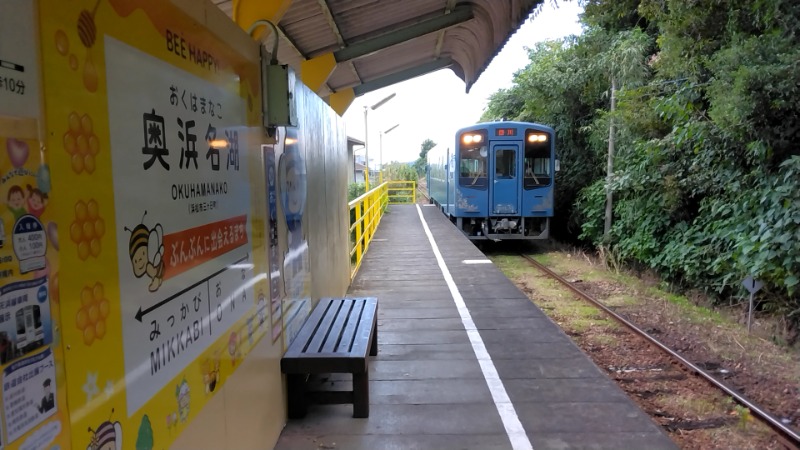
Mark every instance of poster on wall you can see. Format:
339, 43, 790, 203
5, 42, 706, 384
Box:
1, 348, 57, 443
263, 145, 283, 344
104, 35, 253, 417
0, 278, 53, 365
0, 1, 70, 449
0, 0, 41, 120
278, 129, 312, 344
37, 1, 273, 448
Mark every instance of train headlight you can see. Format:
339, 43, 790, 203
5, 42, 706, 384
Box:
462, 133, 483, 145
527, 133, 548, 143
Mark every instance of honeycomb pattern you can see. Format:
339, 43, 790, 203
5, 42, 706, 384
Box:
70, 199, 105, 260
50, 272, 59, 304
63, 112, 99, 174
75, 282, 110, 346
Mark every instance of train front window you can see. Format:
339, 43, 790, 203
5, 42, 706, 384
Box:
459, 145, 487, 188
16, 311, 24, 335
33, 306, 42, 328
495, 149, 516, 178
524, 132, 552, 188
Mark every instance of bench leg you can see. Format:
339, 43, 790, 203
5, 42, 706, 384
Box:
353, 371, 369, 418
369, 320, 378, 356
287, 374, 307, 419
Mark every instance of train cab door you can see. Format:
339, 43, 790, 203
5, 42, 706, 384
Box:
490, 143, 520, 214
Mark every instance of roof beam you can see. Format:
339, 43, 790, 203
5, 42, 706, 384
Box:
276, 24, 305, 58
298, 1, 344, 92
353, 58, 454, 96
317, 0, 346, 47
334, 6, 473, 62
434, 0, 458, 58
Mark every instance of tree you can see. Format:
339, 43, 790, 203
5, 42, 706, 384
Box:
586, 28, 652, 238
413, 139, 437, 177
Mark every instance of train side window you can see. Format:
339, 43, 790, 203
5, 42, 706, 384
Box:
524, 141, 551, 188
459, 145, 487, 188
495, 149, 516, 178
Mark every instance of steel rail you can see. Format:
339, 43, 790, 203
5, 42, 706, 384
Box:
520, 253, 800, 449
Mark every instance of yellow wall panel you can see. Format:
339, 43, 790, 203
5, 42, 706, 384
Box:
1, 2, 352, 448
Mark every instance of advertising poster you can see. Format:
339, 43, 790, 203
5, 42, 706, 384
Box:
0, 1, 71, 449
277, 129, 312, 346
0, 0, 41, 121
263, 144, 283, 345
2, 349, 57, 443
104, 34, 253, 417
36, 1, 271, 449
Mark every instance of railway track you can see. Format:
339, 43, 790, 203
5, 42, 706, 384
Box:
519, 253, 800, 450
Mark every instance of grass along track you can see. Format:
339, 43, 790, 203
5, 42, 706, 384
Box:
488, 249, 800, 450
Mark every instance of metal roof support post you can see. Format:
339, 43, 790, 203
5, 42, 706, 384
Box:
354, 58, 453, 96
333, 6, 473, 63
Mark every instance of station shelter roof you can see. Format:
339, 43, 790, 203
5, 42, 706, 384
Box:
213, 0, 542, 114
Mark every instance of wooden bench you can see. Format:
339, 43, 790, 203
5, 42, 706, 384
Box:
280, 297, 378, 418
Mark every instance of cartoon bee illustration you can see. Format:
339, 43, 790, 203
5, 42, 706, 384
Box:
124, 211, 164, 292
87, 408, 122, 450
201, 352, 221, 394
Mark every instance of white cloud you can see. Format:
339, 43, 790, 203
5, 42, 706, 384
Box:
342, 1, 584, 167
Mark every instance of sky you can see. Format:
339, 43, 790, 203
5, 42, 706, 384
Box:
342, 1, 585, 167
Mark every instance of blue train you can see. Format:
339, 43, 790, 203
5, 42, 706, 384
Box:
426, 121, 557, 240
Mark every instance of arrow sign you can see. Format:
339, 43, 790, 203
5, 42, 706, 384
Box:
742, 276, 763, 294
135, 253, 249, 322
0, 59, 25, 73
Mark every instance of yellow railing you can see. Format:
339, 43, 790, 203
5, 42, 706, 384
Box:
348, 180, 417, 281
387, 180, 416, 205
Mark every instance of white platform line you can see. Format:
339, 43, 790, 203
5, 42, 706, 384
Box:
415, 205, 533, 450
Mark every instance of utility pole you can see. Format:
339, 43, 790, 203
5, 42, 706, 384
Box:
379, 123, 400, 184
604, 77, 617, 238
363, 106, 370, 191
363, 93, 396, 190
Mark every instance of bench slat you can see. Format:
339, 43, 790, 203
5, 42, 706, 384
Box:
331, 298, 364, 354
284, 299, 333, 358
349, 298, 377, 357
322, 298, 360, 354
306, 298, 344, 353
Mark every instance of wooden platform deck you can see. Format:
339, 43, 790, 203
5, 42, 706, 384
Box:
275, 204, 677, 450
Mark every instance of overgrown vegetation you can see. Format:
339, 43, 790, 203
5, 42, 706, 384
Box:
382, 161, 417, 182
413, 139, 436, 177
348, 182, 366, 202
482, 0, 800, 339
